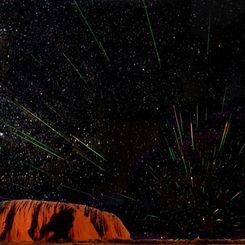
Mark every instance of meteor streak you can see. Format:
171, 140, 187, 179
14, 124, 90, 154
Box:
30, 54, 42, 66
231, 191, 242, 201
221, 87, 227, 112
63, 53, 86, 82
1, 119, 64, 159
23, 162, 53, 177
13, 131, 64, 160
219, 120, 230, 151
72, 135, 106, 161
239, 144, 244, 155
173, 105, 183, 145
74, 0, 110, 62
9, 100, 106, 169
142, 0, 161, 68
117, 193, 138, 202
17, 103, 70, 143
164, 136, 176, 161
190, 119, 195, 151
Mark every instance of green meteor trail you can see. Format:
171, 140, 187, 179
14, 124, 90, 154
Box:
72, 135, 106, 161
142, 0, 161, 68
23, 162, 53, 177
63, 53, 87, 83
74, 148, 105, 171
16, 103, 70, 143
12, 131, 64, 160
168, 147, 176, 161
221, 87, 227, 112
30, 54, 42, 66
173, 105, 183, 145
164, 136, 176, 161
10, 100, 106, 168
74, 0, 110, 62
1, 119, 64, 159
9, 125, 60, 155
117, 193, 138, 202
181, 152, 188, 176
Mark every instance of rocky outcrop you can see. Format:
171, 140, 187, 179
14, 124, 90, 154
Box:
0, 199, 130, 241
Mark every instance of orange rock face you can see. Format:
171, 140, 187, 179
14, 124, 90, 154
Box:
0, 199, 130, 242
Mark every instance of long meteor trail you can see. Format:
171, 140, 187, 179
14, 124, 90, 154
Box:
18, 104, 104, 170
221, 86, 227, 112
72, 135, 106, 161
63, 53, 87, 82
219, 120, 230, 151
17, 103, 70, 143
1, 119, 64, 159
8, 99, 106, 170
173, 105, 183, 145
12, 130, 64, 160
117, 193, 138, 202
142, 0, 161, 68
74, 0, 110, 62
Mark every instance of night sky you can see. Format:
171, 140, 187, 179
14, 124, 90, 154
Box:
1, 0, 245, 240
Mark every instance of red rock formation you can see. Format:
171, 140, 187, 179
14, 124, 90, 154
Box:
0, 199, 130, 242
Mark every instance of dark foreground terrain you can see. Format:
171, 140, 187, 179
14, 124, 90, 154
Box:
1, 241, 245, 245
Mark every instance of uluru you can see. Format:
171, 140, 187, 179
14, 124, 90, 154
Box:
0, 199, 130, 242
